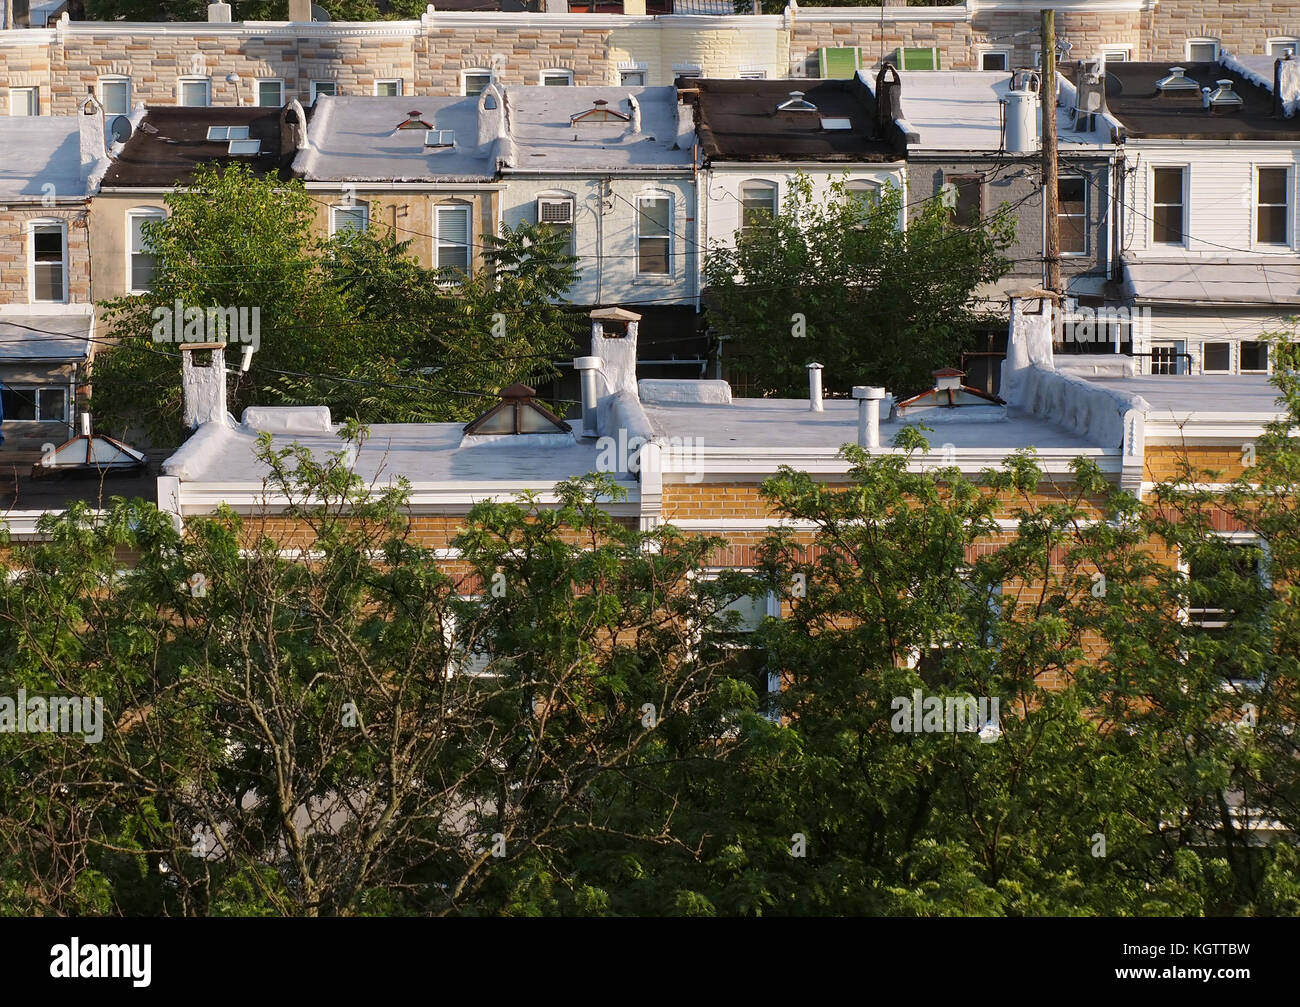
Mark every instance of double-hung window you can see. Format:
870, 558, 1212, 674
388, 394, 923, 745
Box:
436, 202, 472, 275
636, 195, 671, 275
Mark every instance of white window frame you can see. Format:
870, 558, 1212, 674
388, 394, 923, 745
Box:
979, 49, 1011, 71
435, 201, 473, 276
1178, 532, 1270, 690
310, 80, 338, 102
176, 76, 211, 107
618, 69, 647, 86
673, 63, 703, 80
1240, 339, 1271, 374
255, 78, 285, 107
27, 219, 69, 305
1253, 164, 1292, 250
1200, 341, 1233, 374
0, 384, 68, 423
1267, 37, 1299, 58
1100, 47, 1131, 63
98, 75, 131, 116
461, 69, 494, 97
738, 179, 779, 237
738, 66, 768, 80
539, 68, 574, 86
1150, 164, 1189, 249
694, 568, 781, 722
9, 86, 38, 116
535, 192, 577, 254
635, 190, 673, 278
330, 202, 370, 236
1186, 37, 1221, 62
373, 79, 403, 97
126, 206, 166, 295
1058, 173, 1089, 257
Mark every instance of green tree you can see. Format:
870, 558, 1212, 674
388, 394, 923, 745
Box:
704, 173, 1013, 400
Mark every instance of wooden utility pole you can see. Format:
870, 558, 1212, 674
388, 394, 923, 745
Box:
1042, 9, 1063, 295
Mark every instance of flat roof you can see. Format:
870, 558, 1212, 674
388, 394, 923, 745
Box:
294, 95, 498, 182
0, 312, 91, 362
1081, 374, 1285, 416
1104, 62, 1289, 140
885, 70, 1114, 151
102, 106, 295, 187
640, 397, 1106, 453
0, 117, 101, 201
1123, 258, 1300, 306
504, 86, 693, 171
690, 78, 904, 163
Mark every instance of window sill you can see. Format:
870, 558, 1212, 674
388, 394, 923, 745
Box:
633, 275, 676, 285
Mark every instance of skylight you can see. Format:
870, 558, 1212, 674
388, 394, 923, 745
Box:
777, 91, 819, 112
207, 125, 250, 141
228, 139, 261, 155
425, 129, 455, 147
820, 117, 852, 131
397, 111, 432, 130
570, 99, 630, 124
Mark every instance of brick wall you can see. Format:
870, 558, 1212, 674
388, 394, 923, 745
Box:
0, 205, 92, 305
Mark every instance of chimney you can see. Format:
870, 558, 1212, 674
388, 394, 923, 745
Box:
207, 2, 232, 21
180, 343, 230, 429
853, 385, 886, 448
875, 62, 902, 137
807, 362, 824, 412
477, 83, 503, 148
1000, 291, 1058, 409
932, 367, 965, 392
590, 307, 641, 396
573, 355, 602, 439
287, 98, 309, 150
627, 94, 642, 135
289, 0, 312, 22
1201, 86, 1212, 109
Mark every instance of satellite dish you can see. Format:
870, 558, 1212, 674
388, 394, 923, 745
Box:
311, 3, 330, 19
109, 115, 133, 145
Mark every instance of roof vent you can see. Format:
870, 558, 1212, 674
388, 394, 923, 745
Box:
424, 129, 455, 147
777, 90, 818, 112
571, 99, 630, 124
1155, 66, 1200, 95
1208, 78, 1245, 112
396, 110, 432, 130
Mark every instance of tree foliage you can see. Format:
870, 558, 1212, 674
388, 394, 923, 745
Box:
704, 173, 1014, 400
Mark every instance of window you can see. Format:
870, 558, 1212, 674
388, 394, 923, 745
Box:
944, 174, 983, 227
1059, 175, 1088, 255
739, 181, 777, 236
1101, 49, 1130, 63
462, 70, 493, 97
435, 202, 471, 275
374, 79, 403, 97
1149, 340, 1187, 375
331, 203, 369, 236
9, 87, 38, 116
1185, 537, 1269, 685
739, 69, 768, 80
636, 195, 671, 275
980, 50, 1010, 71
1241, 341, 1269, 372
127, 208, 165, 293
310, 80, 337, 102
0, 386, 67, 423
256, 79, 284, 107
1152, 167, 1186, 246
673, 64, 702, 80
98, 76, 131, 116
540, 69, 573, 86
1269, 38, 1299, 58
1256, 166, 1290, 245
619, 69, 647, 86
1186, 38, 1220, 62
1202, 342, 1231, 372
29, 222, 66, 303
536, 196, 575, 254
846, 179, 881, 218
177, 77, 210, 107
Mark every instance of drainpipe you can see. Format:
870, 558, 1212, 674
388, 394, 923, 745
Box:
853, 385, 886, 448
807, 362, 824, 412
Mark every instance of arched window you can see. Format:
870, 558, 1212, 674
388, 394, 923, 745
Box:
739, 180, 778, 236
436, 200, 473, 275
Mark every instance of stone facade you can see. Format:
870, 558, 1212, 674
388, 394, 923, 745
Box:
0, 205, 92, 306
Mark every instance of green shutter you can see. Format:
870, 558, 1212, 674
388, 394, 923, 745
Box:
818, 47, 861, 79
895, 47, 941, 71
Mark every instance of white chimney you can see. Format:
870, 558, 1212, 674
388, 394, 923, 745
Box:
288, 98, 309, 150
853, 385, 885, 448
590, 307, 641, 396
181, 343, 230, 429
574, 355, 602, 438
207, 2, 232, 22
627, 94, 642, 135
807, 362, 824, 412
477, 83, 503, 148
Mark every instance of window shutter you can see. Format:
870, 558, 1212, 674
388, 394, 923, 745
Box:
896, 47, 941, 71
439, 206, 470, 245
817, 47, 861, 79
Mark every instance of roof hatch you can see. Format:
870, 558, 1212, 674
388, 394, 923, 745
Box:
396, 110, 433, 130
777, 91, 818, 113
1155, 66, 1200, 95
462, 384, 573, 437
570, 99, 630, 124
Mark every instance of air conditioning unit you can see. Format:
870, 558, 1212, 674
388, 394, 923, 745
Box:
537, 197, 574, 225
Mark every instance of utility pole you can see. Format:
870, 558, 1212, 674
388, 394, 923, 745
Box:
1042, 8, 1063, 296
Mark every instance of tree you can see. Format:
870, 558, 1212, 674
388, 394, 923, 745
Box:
704, 173, 1014, 400
90, 163, 580, 444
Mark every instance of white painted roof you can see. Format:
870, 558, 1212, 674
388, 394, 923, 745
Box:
876, 70, 1115, 152
1124, 258, 1300, 306
0, 116, 103, 201
293, 95, 498, 182
502, 86, 694, 171
1079, 374, 1285, 417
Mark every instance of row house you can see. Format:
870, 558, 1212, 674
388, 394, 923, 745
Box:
0, 112, 105, 452
5, 2, 1300, 118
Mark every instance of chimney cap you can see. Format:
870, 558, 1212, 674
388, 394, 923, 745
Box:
499, 383, 536, 400
590, 306, 641, 322
852, 385, 886, 400
179, 342, 228, 351
806, 361, 824, 371
932, 366, 966, 378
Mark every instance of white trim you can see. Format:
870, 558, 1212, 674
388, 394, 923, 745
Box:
329, 202, 370, 236
97, 75, 132, 116
373, 78, 403, 97
255, 77, 286, 107
1251, 163, 1293, 251
460, 68, 494, 97
309, 79, 338, 102
8, 85, 39, 116
434, 200, 473, 274
635, 188, 673, 277
539, 68, 574, 86
979, 48, 1012, 72
1266, 37, 1299, 57
1185, 37, 1222, 62
1149, 162, 1189, 249
126, 206, 166, 295
176, 75, 211, 107
27, 218, 68, 305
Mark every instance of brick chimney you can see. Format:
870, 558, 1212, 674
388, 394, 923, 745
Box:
289, 0, 312, 22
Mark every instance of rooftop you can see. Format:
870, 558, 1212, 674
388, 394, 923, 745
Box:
503, 86, 693, 171
688, 77, 903, 164
293, 94, 499, 182
0, 116, 105, 201
1077, 373, 1285, 419
1122, 259, 1300, 307
0, 310, 92, 363
101, 106, 296, 187
877, 70, 1116, 151
1102, 61, 1290, 140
